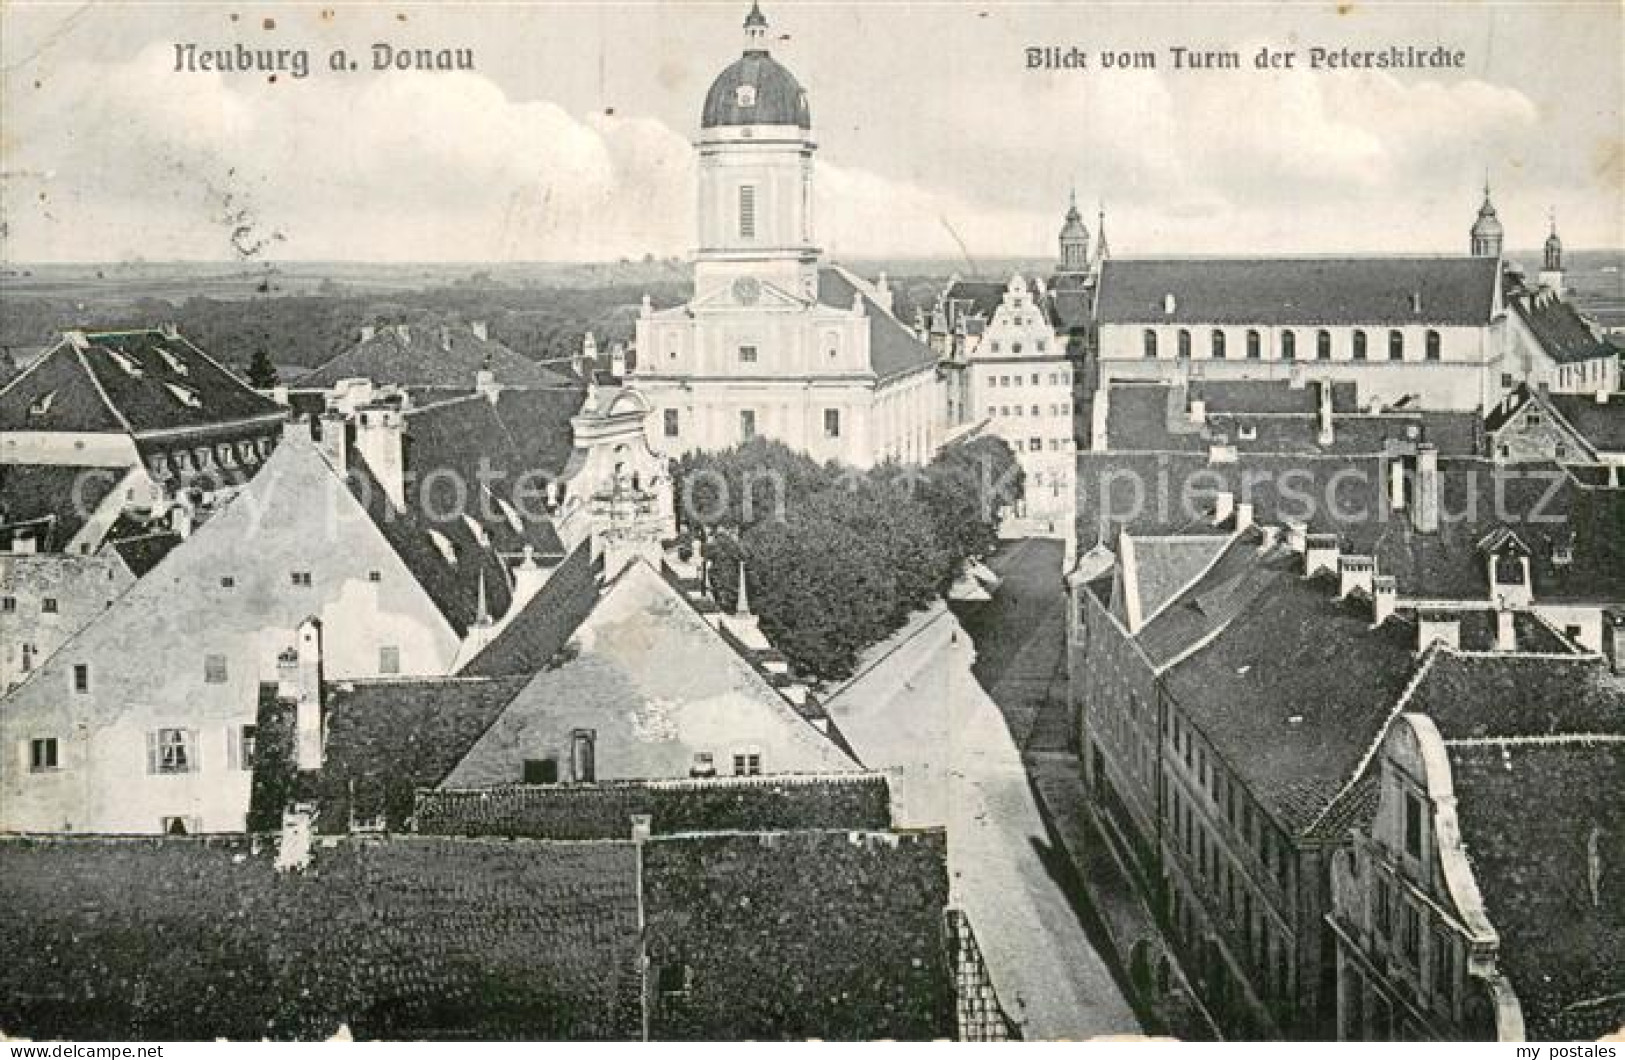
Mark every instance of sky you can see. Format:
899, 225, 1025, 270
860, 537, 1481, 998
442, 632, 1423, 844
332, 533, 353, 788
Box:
1, 0, 1620, 264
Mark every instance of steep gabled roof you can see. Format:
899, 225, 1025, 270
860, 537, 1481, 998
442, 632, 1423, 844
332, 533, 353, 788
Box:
295, 323, 574, 390
1510, 289, 1614, 366
1096, 257, 1499, 326
818, 268, 938, 382
0, 464, 126, 552
1547, 392, 1625, 454
0, 329, 284, 436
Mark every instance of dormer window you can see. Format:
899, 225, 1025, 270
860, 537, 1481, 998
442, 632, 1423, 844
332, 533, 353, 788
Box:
28, 391, 56, 416
156, 346, 189, 375
106, 347, 144, 377
735, 84, 757, 107
164, 382, 202, 408
428, 529, 457, 565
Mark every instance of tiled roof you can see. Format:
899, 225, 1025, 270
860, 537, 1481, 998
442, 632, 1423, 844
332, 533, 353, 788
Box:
1096, 257, 1499, 326
1161, 570, 1422, 834
937, 279, 1010, 326
1076, 451, 1625, 603
462, 540, 600, 677
306, 675, 533, 829
1547, 392, 1625, 453
102, 511, 185, 576
1510, 289, 1614, 366
1192, 378, 1361, 415
0, 464, 124, 551
1409, 652, 1625, 739
1445, 740, 1625, 1040
1118, 532, 1232, 629
295, 324, 575, 390
0, 835, 643, 1040
1134, 530, 1291, 669
0, 329, 284, 436
818, 269, 939, 382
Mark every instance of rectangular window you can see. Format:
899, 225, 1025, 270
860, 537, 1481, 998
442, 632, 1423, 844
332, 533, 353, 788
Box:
368, 570, 382, 583
149, 728, 197, 775
220, 576, 235, 589
290, 571, 312, 587
732, 751, 763, 776
1404, 790, 1425, 860
1, 596, 14, 613
1376, 877, 1394, 938
1432, 929, 1454, 997
204, 654, 228, 684
29, 737, 59, 772
42, 598, 58, 614
738, 185, 757, 239
228, 724, 257, 770
739, 409, 756, 441
738, 344, 758, 364
570, 728, 596, 783
663, 408, 680, 438
72, 664, 89, 694
824, 408, 841, 438
379, 646, 401, 675
1400, 904, 1422, 965
524, 757, 560, 784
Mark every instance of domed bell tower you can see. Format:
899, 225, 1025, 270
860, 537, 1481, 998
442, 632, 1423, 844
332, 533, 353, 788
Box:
1469, 181, 1504, 259
1539, 211, 1564, 293
1058, 190, 1091, 274
695, 3, 819, 301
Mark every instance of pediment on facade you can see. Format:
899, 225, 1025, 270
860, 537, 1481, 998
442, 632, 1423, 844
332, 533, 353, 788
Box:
689, 277, 812, 312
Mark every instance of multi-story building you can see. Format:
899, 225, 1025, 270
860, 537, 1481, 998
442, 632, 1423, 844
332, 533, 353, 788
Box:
1326, 646, 1625, 1041
1485, 382, 1625, 468
632, 5, 941, 468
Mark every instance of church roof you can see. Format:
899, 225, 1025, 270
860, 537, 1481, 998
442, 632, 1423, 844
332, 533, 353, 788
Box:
701, 6, 810, 132
295, 323, 573, 390
817, 268, 939, 382
1095, 257, 1499, 327
1509, 288, 1614, 366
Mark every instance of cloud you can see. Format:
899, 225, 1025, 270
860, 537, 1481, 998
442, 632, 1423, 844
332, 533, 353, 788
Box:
0, 35, 1594, 263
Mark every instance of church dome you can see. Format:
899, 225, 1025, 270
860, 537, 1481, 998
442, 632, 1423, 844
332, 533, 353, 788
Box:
700, 4, 811, 130
1060, 200, 1089, 241
1471, 194, 1503, 239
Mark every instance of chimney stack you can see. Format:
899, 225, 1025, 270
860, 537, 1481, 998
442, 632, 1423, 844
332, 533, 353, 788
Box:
475, 368, 499, 403
1602, 609, 1625, 676
1305, 533, 1340, 577
1258, 524, 1281, 552
1338, 554, 1375, 598
360, 325, 376, 343
1189, 396, 1207, 425
1495, 607, 1518, 652
1388, 458, 1407, 512
1372, 575, 1398, 625
355, 406, 407, 511
1285, 521, 1308, 555
168, 499, 194, 540
316, 412, 349, 476
1412, 444, 1440, 534
1235, 501, 1254, 532
471, 320, 489, 342
1212, 490, 1235, 526
610, 343, 627, 380
292, 617, 325, 771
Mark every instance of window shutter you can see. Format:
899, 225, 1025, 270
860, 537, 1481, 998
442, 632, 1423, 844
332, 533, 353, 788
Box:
146, 730, 159, 775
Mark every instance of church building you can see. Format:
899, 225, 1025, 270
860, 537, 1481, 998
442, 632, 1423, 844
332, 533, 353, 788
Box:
632, 4, 942, 468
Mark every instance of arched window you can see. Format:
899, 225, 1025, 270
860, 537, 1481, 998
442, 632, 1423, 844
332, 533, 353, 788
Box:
1246, 330, 1261, 359
1389, 330, 1405, 361
1178, 329, 1192, 359
1281, 331, 1297, 361
1317, 330, 1332, 360
1212, 330, 1227, 359
1425, 330, 1441, 361
1144, 329, 1158, 359
1353, 330, 1367, 360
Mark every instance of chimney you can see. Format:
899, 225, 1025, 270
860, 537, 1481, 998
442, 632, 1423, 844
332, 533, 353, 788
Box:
1212, 490, 1235, 526
1317, 379, 1335, 446
355, 406, 407, 511
160, 322, 181, 342
360, 325, 376, 343
510, 545, 550, 613
875, 271, 894, 314
1597, 389, 1611, 406
292, 617, 325, 771
1163, 293, 1177, 315
1417, 611, 1460, 653
1495, 607, 1518, 652
395, 324, 411, 343
271, 385, 290, 407
1373, 574, 1398, 625
1189, 397, 1207, 425
609, 343, 627, 380
282, 415, 315, 445
316, 412, 349, 475
1602, 608, 1625, 676
1258, 524, 1281, 552
1388, 458, 1407, 512
1338, 554, 1374, 598
1285, 521, 1308, 555
1235, 501, 1254, 532
475, 368, 499, 402
471, 320, 489, 342
1412, 444, 1440, 534
1305, 533, 1340, 577
168, 500, 193, 540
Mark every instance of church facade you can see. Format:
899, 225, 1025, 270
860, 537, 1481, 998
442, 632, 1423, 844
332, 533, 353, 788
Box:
632, 4, 942, 469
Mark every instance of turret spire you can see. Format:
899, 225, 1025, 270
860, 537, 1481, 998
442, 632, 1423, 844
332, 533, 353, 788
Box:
744, 1, 768, 52
735, 558, 751, 617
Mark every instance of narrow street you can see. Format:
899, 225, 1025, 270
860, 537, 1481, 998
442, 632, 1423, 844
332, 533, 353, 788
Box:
823, 553, 1142, 1041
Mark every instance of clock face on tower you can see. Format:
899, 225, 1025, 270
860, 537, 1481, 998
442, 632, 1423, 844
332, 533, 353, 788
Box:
732, 276, 762, 305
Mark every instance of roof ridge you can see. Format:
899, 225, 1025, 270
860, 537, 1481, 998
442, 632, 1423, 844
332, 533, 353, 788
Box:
0, 336, 68, 404
1444, 734, 1625, 747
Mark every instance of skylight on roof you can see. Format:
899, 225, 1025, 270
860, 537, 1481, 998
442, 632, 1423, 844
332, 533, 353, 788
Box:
156, 346, 189, 375
164, 382, 202, 408
428, 529, 457, 565
105, 347, 144, 377
28, 391, 56, 416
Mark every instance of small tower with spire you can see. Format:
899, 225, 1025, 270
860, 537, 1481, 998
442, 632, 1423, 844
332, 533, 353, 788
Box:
1540, 209, 1565, 293
744, 0, 769, 53
1470, 179, 1505, 258
1058, 189, 1091, 273
1094, 202, 1110, 272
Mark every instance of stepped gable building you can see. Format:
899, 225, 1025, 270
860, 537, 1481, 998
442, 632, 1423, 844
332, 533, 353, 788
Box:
632, 4, 942, 468
1327, 650, 1625, 1041
1065, 512, 1594, 1039
0, 327, 286, 491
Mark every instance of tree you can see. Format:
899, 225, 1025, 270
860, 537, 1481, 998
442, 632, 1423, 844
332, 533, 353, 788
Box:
247, 346, 280, 389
